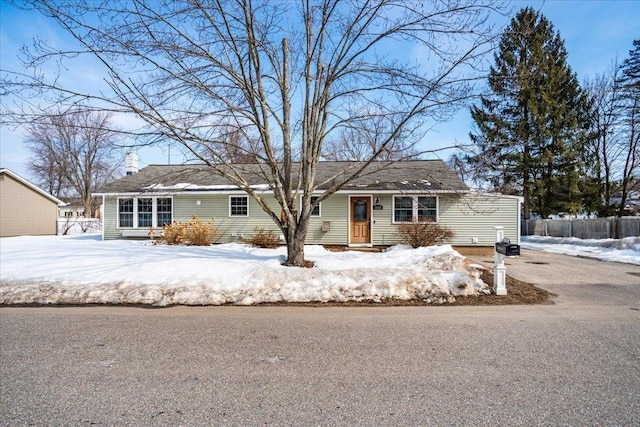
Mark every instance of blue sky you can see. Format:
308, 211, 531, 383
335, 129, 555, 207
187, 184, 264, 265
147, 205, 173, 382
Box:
1, 0, 639, 182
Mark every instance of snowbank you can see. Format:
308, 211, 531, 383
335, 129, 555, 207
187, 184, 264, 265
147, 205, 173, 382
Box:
0, 235, 489, 306
521, 236, 640, 265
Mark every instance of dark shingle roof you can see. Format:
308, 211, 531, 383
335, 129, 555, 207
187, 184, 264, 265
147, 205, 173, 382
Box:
96, 160, 468, 194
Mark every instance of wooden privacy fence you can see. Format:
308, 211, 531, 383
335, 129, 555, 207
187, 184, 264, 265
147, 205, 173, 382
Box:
522, 217, 640, 239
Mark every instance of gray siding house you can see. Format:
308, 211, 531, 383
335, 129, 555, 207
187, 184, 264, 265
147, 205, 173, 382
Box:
96, 160, 521, 247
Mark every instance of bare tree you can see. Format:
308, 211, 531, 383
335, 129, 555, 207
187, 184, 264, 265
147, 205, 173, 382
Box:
25, 108, 121, 217
583, 63, 624, 215
197, 126, 263, 164
27, 141, 67, 198
2, 0, 503, 266
614, 39, 640, 222
322, 117, 417, 161
583, 41, 640, 225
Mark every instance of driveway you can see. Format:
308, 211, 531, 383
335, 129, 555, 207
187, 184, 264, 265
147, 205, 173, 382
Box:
1, 251, 639, 426
475, 249, 640, 307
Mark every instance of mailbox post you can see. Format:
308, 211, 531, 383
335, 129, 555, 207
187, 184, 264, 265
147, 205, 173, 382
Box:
494, 227, 507, 296
493, 227, 521, 296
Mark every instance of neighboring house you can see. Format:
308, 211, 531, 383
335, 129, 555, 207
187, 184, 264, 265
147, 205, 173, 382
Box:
58, 197, 102, 219
0, 168, 66, 237
58, 198, 86, 218
95, 160, 522, 247
611, 186, 640, 215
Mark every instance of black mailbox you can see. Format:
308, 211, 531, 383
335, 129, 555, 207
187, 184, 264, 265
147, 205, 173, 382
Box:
495, 238, 520, 256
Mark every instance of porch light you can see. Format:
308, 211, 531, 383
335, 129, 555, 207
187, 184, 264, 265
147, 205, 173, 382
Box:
373, 197, 383, 210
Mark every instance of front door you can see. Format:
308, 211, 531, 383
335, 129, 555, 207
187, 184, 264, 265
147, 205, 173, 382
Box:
350, 196, 371, 244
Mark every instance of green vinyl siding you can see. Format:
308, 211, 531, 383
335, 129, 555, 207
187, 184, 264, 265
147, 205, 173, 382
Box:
102, 192, 520, 246
102, 196, 120, 239
174, 194, 276, 242
370, 193, 520, 246
438, 194, 521, 245
370, 194, 400, 246
306, 194, 348, 245
104, 193, 350, 244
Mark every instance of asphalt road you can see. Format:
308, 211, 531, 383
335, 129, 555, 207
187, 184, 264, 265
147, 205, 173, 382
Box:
1, 251, 639, 426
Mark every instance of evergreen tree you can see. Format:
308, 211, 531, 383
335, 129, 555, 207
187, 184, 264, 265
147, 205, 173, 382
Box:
465, 8, 591, 219
614, 39, 640, 220
619, 40, 640, 87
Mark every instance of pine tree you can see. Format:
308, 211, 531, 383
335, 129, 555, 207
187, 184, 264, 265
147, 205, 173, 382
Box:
619, 40, 640, 87
466, 8, 591, 219
613, 39, 640, 220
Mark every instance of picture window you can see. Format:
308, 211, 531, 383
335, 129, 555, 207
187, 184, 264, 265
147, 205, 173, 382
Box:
118, 197, 173, 228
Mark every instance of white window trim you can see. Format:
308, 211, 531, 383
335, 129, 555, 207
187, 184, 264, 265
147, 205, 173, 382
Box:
117, 196, 173, 229
301, 195, 321, 217
392, 195, 439, 224
229, 195, 249, 217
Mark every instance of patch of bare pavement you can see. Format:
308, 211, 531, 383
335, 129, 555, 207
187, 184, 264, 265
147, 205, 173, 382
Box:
1, 250, 639, 426
474, 249, 640, 308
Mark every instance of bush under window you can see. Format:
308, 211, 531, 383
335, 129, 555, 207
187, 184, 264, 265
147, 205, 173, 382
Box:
150, 216, 220, 246
397, 220, 454, 248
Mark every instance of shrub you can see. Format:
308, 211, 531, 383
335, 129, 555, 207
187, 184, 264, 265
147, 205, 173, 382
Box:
397, 220, 455, 248
151, 216, 220, 246
247, 227, 280, 248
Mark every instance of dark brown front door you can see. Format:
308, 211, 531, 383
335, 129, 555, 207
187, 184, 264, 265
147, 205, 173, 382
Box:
350, 197, 371, 244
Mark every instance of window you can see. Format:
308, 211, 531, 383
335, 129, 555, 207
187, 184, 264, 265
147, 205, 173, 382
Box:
354, 200, 368, 221
309, 196, 321, 217
118, 197, 172, 228
393, 195, 438, 223
119, 199, 134, 227
229, 196, 248, 217
299, 196, 321, 217
156, 198, 172, 226
138, 198, 153, 227
417, 196, 437, 222
394, 196, 413, 222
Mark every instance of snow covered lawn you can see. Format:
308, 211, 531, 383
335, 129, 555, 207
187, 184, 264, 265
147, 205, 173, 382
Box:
0, 234, 489, 306
521, 236, 640, 266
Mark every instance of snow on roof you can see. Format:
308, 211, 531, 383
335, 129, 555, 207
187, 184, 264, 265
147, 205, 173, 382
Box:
96, 160, 469, 195
144, 183, 272, 191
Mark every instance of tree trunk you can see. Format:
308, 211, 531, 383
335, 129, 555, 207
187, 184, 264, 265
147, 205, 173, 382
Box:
83, 197, 93, 218
522, 107, 532, 220
283, 210, 310, 267
284, 230, 307, 267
